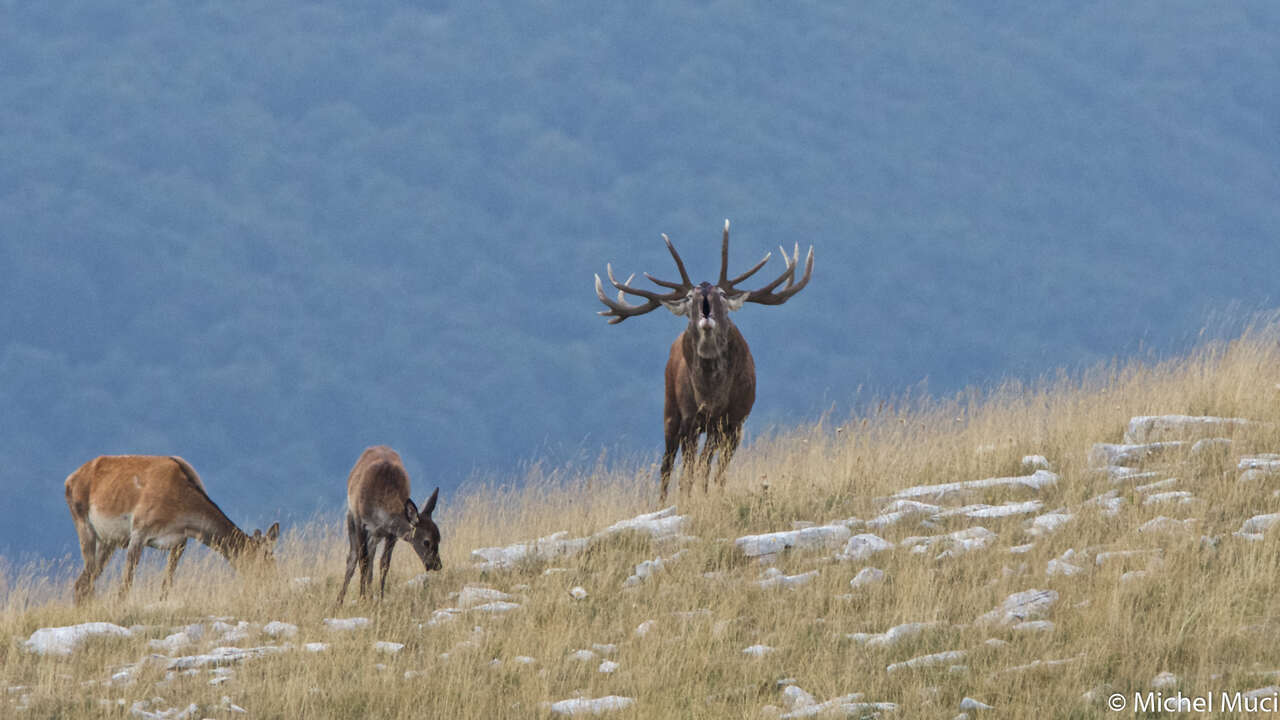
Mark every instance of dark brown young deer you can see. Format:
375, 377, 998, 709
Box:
595, 220, 813, 501
64, 455, 280, 604
336, 445, 441, 604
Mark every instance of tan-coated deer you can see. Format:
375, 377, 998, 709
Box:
64, 455, 280, 604
336, 446, 441, 605
595, 220, 813, 501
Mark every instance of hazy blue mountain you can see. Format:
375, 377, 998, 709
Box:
3, 1, 1278, 560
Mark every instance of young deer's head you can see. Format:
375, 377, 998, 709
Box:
402, 488, 442, 572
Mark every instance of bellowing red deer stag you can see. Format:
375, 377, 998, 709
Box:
64, 455, 280, 604
595, 219, 813, 501
336, 446, 441, 604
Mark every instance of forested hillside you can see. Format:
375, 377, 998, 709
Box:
3, 1, 1279, 558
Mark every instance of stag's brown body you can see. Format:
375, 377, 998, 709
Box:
64, 455, 279, 604
596, 220, 813, 501
336, 445, 441, 604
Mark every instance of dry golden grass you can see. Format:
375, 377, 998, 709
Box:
7, 319, 1280, 718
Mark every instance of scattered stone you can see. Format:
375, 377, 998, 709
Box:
960, 696, 994, 711
1143, 490, 1194, 506
598, 660, 619, 673
262, 621, 298, 639
304, 643, 329, 652
1088, 442, 1186, 469
1012, 620, 1054, 633
166, 645, 286, 670
1236, 513, 1280, 541
848, 621, 939, 648
837, 533, 894, 562
1137, 517, 1195, 535
893, 470, 1058, 503
850, 567, 885, 588
473, 601, 521, 613
735, 524, 854, 558
1022, 455, 1051, 471
757, 568, 819, 590
569, 586, 588, 600
323, 617, 371, 632
976, 589, 1058, 626
1151, 671, 1179, 689
373, 641, 404, 654
887, 650, 967, 673
24, 623, 133, 656
1134, 477, 1177, 494
1124, 415, 1254, 444
457, 586, 514, 609
743, 644, 775, 657
634, 620, 656, 638
1028, 512, 1073, 536
1046, 550, 1084, 577
547, 695, 635, 715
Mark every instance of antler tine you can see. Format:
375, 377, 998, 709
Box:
726, 251, 771, 287
718, 219, 731, 288
595, 240, 695, 323
661, 233, 694, 288
741, 243, 814, 306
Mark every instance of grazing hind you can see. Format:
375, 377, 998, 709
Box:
336, 446, 441, 604
64, 455, 280, 604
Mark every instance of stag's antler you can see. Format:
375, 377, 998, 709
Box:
595, 235, 695, 324
717, 219, 814, 306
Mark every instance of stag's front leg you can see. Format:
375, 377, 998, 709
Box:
712, 424, 743, 490
660, 414, 683, 503
678, 426, 703, 497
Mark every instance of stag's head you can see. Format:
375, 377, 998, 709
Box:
595, 219, 814, 355
402, 487, 442, 572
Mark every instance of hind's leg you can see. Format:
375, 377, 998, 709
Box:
160, 540, 188, 597
72, 521, 100, 604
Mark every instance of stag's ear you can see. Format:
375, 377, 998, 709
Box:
266, 522, 280, 543
661, 297, 691, 316
404, 498, 420, 526
724, 291, 747, 312
422, 487, 439, 516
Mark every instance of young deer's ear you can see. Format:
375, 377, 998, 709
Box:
404, 498, 420, 526
422, 487, 439, 516
266, 522, 281, 543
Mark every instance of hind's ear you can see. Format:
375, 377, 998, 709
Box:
422, 487, 439, 516
266, 522, 280, 543
404, 498, 420, 526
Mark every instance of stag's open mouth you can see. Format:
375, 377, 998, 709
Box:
701, 296, 712, 318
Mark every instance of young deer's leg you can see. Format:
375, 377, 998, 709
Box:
377, 536, 396, 600
336, 513, 363, 606
160, 540, 188, 597
358, 531, 378, 599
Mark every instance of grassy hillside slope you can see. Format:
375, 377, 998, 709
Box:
5, 320, 1280, 717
